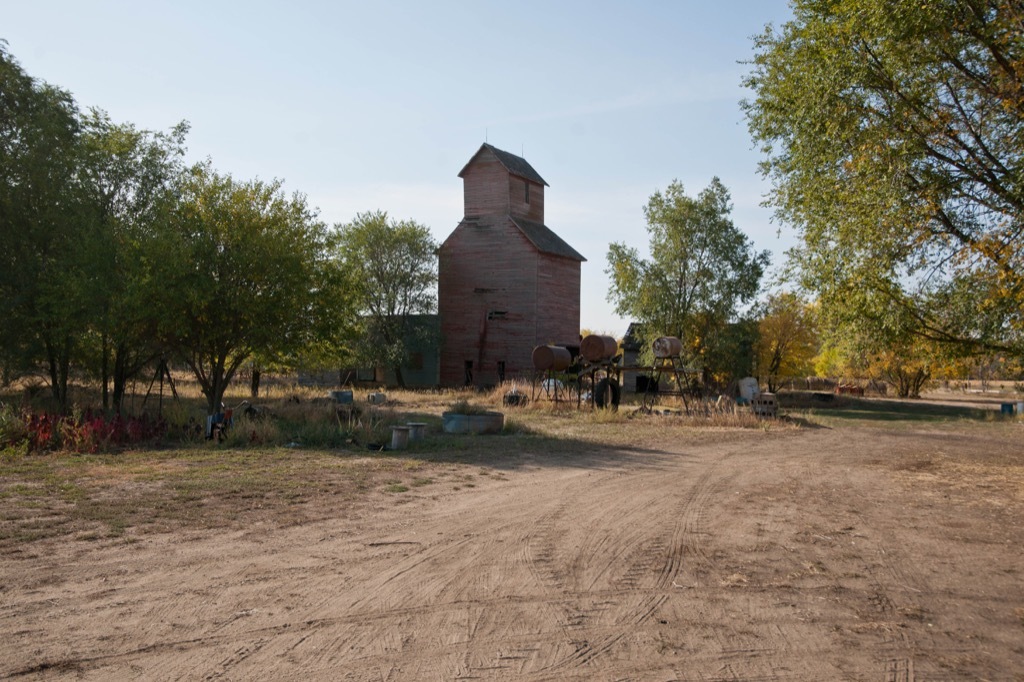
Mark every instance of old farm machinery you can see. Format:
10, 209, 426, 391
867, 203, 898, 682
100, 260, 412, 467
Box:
530, 334, 699, 413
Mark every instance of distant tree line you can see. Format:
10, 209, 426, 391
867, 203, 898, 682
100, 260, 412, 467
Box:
604, 175, 1021, 399
0, 42, 436, 414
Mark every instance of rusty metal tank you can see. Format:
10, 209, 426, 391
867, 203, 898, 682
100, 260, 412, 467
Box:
532, 345, 572, 371
579, 334, 618, 363
652, 336, 683, 359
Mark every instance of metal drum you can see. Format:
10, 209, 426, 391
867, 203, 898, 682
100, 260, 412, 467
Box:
652, 336, 683, 358
532, 345, 572, 371
579, 334, 617, 362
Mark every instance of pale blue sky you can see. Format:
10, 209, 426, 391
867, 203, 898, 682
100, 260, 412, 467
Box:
5, 0, 794, 335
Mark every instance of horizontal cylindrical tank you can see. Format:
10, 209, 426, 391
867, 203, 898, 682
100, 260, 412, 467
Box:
580, 334, 618, 362
532, 345, 572, 371
652, 336, 683, 358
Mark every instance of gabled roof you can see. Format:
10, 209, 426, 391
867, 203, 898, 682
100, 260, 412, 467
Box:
510, 216, 586, 262
458, 143, 549, 187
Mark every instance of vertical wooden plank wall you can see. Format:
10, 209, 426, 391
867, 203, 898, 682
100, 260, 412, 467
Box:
439, 145, 581, 387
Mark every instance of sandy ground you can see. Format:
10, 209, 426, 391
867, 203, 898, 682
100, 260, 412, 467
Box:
2, 422, 1022, 680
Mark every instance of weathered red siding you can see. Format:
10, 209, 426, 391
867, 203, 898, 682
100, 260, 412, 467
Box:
440, 145, 581, 387
462, 155, 510, 217
439, 218, 539, 385
535, 252, 582, 346
508, 176, 545, 222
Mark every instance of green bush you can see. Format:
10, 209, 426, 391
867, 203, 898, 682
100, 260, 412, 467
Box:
0, 403, 28, 448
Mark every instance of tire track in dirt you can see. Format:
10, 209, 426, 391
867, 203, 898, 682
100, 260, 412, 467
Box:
535, 445, 753, 675
7, 427, 1020, 679
2, 499, 538, 679
520, 470, 670, 673
514, 471, 653, 674
864, 539, 936, 681
202, 637, 270, 680
251, 473, 600, 680
885, 657, 915, 682
522, 495, 574, 593
10, 440, 785, 680
661, 462, 740, 590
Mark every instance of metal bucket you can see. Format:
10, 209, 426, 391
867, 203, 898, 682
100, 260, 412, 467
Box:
532, 345, 572, 371
391, 425, 410, 450
331, 390, 353, 404
406, 422, 427, 441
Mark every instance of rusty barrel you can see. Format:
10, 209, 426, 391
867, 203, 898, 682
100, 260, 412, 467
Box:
532, 345, 572, 371
652, 336, 683, 359
580, 334, 618, 363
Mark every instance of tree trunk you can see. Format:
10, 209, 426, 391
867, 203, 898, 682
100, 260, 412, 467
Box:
886, 365, 930, 398
393, 364, 405, 388
250, 365, 261, 398
206, 364, 226, 415
46, 345, 61, 409
205, 353, 245, 415
908, 369, 930, 398
112, 345, 128, 415
60, 347, 70, 412
45, 338, 71, 413
101, 333, 110, 411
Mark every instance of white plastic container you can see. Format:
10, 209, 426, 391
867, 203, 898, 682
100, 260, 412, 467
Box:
738, 377, 760, 404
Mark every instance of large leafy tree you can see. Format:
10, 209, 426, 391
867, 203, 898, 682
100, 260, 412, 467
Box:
606, 179, 769, 381
0, 41, 99, 410
743, 0, 1024, 357
870, 339, 935, 398
816, 319, 939, 397
79, 110, 189, 412
333, 211, 437, 387
247, 227, 363, 396
0, 41, 354, 414
754, 292, 819, 392
151, 164, 334, 413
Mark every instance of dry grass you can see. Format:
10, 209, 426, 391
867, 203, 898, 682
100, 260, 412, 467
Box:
0, 445, 458, 548
8, 373, 1015, 551
0, 375, 796, 547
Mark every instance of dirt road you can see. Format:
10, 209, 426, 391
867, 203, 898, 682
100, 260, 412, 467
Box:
3, 424, 1022, 680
